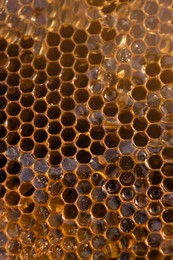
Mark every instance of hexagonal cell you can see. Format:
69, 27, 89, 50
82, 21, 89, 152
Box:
73, 29, 87, 44
60, 24, 74, 38
130, 24, 145, 39
46, 47, 60, 61
101, 28, 116, 41
46, 32, 60, 46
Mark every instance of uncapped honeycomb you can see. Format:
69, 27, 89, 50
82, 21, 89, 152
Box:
0, 0, 173, 259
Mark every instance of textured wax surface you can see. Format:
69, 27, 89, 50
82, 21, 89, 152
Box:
0, 0, 173, 259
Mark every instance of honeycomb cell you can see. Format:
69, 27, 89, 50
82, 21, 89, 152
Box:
20, 168, 34, 182
20, 50, 33, 63
64, 205, 78, 219
5, 191, 20, 206
121, 187, 135, 201
91, 187, 106, 202
106, 215, 121, 232
145, 16, 159, 30
160, 55, 173, 68
73, 29, 87, 44
148, 155, 163, 169
20, 94, 34, 107
130, 24, 145, 39
61, 144, 76, 156
34, 71, 47, 84
148, 186, 163, 200
148, 234, 162, 250
78, 243, 92, 258
132, 87, 147, 101
60, 53, 74, 67
46, 47, 60, 61
119, 172, 134, 187
160, 70, 173, 84
106, 227, 120, 241
48, 136, 61, 150
20, 183, 35, 197
77, 196, 92, 210
34, 100, 47, 113
60, 39, 75, 53
117, 48, 131, 63
6, 176, 20, 190
92, 219, 106, 235
106, 180, 121, 194
133, 133, 148, 147
7, 102, 21, 116
118, 110, 133, 124
76, 134, 90, 148
20, 109, 34, 122
147, 109, 162, 122
33, 144, 48, 158
74, 45, 88, 59
103, 103, 118, 117
91, 173, 105, 187
61, 128, 76, 142
62, 158, 76, 172
74, 89, 89, 103
0, 68, 7, 81
104, 149, 119, 163
7, 223, 21, 239
146, 63, 160, 77
48, 122, 61, 135
74, 73, 88, 88
63, 188, 78, 203
104, 133, 119, 148
92, 204, 107, 218
60, 24, 74, 38
21, 124, 34, 137
133, 242, 147, 256
60, 82, 74, 97
20, 79, 34, 93
0, 170, 7, 183
0, 185, 6, 198
121, 203, 135, 217
78, 227, 92, 243
120, 218, 135, 233
135, 194, 148, 208
7, 44, 18, 57
134, 210, 148, 225
116, 16, 131, 32
106, 164, 120, 179
149, 202, 164, 216
76, 119, 90, 133
92, 235, 106, 249
61, 97, 75, 111
0, 140, 6, 153
33, 55, 47, 69
46, 32, 60, 46
20, 36, 34, 49
48, 213, 63, 228
91, 141, 105, 155
89, 95, 104, 110
120, 156, 134, 170
47, 62, 61, 76
131, 41, 146, 56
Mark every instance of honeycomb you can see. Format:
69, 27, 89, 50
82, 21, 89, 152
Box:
0, 0, 173, 259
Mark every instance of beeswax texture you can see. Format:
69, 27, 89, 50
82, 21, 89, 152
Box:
0, 0, 172, 259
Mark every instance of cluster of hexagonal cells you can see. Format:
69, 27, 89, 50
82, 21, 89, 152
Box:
0, 0, 173, 259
